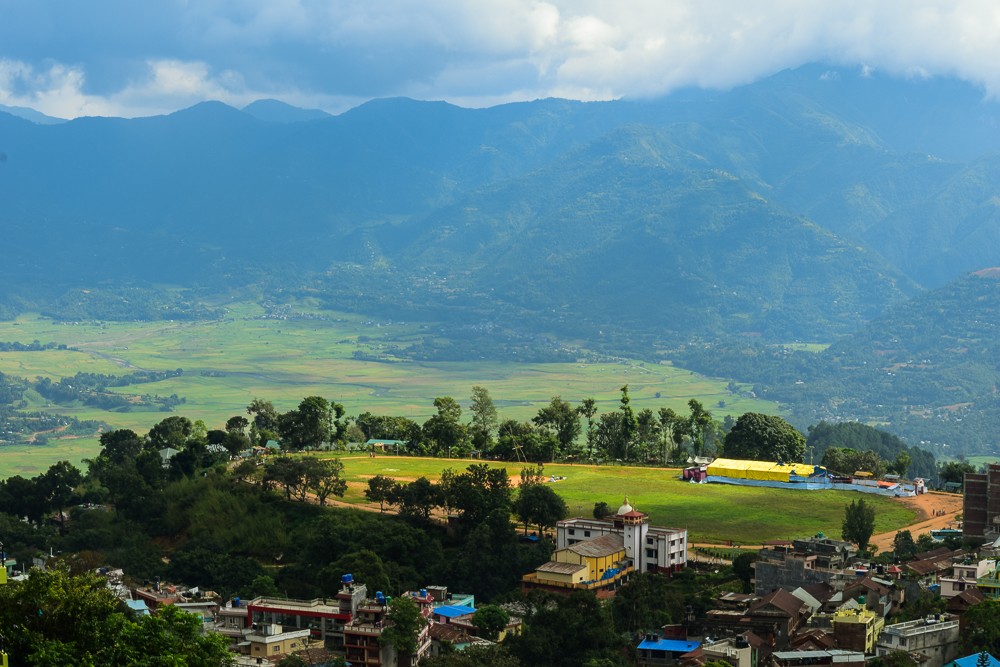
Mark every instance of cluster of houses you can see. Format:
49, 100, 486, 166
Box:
635, 534, 1000, 667
11, 472, 1000, 667
107, 572, 518, 666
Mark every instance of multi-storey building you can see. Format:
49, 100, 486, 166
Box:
830, 608, 884, 654
875, 615, 961, 667
245, 574, 368, 651
521, 497, 687, 598
342, 589, 434, 667
940, 559, 996, 599
963, 464, 1000, 540
557, 497, 688, 573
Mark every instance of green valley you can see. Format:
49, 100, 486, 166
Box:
0, 304, 777, 477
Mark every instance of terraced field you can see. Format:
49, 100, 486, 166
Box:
0, 305, 778, 477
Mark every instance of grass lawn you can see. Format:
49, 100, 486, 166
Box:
330, 455, 917, 545
0, 308, 780, 477
963, 456, 999, 469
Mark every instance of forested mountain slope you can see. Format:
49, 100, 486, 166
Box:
5, 65, 1000, 451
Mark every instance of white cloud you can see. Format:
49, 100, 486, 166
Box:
0, 59, 116, 118
5, 1, 1000, 117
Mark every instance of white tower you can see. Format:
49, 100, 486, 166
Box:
616, 496, 649, 568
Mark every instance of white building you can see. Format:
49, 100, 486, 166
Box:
939, 559, 996, 599
556, 497, 688, 573
875, 615, 960, 667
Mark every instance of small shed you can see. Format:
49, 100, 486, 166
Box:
366, 439, 405, 452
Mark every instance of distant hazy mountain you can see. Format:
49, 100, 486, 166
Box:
675, 267, 1000, 453
2, 64, 1000, 346
0, 104, 66, 125
242, 99, 331, 123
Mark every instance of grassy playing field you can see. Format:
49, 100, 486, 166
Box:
331, 455, 917, 545
0, 306, 780, 478
963, 456, 999, 469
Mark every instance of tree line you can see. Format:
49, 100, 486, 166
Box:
230, 387, 939, 482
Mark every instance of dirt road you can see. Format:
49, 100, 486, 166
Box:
869, 490, 963, 551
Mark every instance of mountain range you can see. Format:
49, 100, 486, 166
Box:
3, 63, 1000, 452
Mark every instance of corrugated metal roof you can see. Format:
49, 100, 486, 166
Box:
566, 533, 624, 558
773, 650, 864, 659
537, 561, 587, 574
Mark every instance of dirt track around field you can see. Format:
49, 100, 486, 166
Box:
271, 456, 967, 555
868, 490, 963, 551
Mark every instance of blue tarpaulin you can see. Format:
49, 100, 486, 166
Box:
435, 605, 477, 618
637, 639, 700, 654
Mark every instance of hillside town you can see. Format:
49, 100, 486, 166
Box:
3, 454, 1000, 667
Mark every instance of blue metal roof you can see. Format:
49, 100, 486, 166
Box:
435, 605, 477, 618
637, 639, 700, 653
126, 599, 151, 615
950, 654, 1000, 667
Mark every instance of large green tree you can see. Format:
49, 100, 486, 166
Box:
303, 457, 348, 506
472, 604, 510, 641
619, 386, 638, 460
963, 600, 1000, 657
279, 396, 335, 450
686, 399, 714, 457
380, 595, 427, 660
397, 477, 442, 521
842, 498, 876, 553
423, 645, 521, 667
657, 407, 687, 463
577, 398, 598, 459
509, 591, 627, 667
514, 483, 568, 535
533, 397, 581, 457
610, 572, 686, 633
822, 447, 886, 477
246, 398, 280, 445
723, 412, 806, 462
939, 460, 976, 488
365, 474, 399, 512
38, 460, 82, 533
423, 397, 470, 457
469, 386, 499, 451
892, 530, 917, 561
0, 568, 232, 666
447, 464, 513, 526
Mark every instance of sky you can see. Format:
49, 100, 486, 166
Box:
2, 1, 1000, 119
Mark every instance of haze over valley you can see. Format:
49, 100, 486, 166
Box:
3, 64, 1000, 458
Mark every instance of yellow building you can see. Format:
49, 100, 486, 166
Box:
247, 624, 312, 659
831, 608, 884, 654
522, 533, 632, 598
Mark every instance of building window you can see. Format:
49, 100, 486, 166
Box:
584, 531, 591, 537
647, 538, 654, 545
646, 549, 657, 558
569, 529, 575, 535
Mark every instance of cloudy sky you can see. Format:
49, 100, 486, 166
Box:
2, 0, 1000, 119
